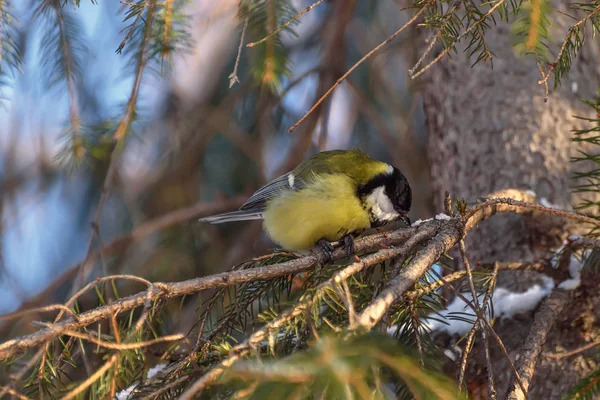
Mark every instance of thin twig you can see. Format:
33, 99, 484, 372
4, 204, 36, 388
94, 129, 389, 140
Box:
114, 0, 156, 142
140, 376, 189, 399
194, 292, 207, 350
133, 284, 158, 334
0, 347, 44, 398
0, 385, 31, 400
336, 278, 357, 329
459, 262, 498, 389
444, 191, 454, 216
62, 354, 118, 400
459, 240, 479, 310
537, 5, 600, 87
288, 0, 433, 132
163, 0, 172, 46
410, 0, 507, 79
465, 196, 600, 231
109, 306, 121, 399
481, 263, 500, 399
457, 241, 497, 400
449, 287, 528, 397
547, 337, 600, 359
229, 17, 248, 88
109, 305, 121, 345
457, 326, 478, 389
405, 262, 544, 300
536, 62, 549, 102
35, 325, 184, 351
117, 4, 144, 51
246, 0, 326, 48
409, 32, 440, 76
0, 304, 77, 321
408, 299, 424, 365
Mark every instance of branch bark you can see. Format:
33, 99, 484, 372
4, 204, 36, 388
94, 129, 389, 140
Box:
356, 220, 461, 329
507, 289, 572, 400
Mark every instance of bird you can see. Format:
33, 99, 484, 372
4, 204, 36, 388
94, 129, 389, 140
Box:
200, 149, 412, 260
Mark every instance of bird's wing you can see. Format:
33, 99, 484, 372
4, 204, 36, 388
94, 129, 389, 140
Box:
239, 149, 387, 211
294, 149, 391, 186
239, 172, 306, 211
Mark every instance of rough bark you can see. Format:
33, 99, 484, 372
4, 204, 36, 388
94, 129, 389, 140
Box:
423, 20, 599, 266
418, 1, 600, 397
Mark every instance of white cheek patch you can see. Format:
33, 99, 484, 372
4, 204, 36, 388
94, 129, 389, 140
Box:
288, 173, 295, 188
366, 186, 400, 222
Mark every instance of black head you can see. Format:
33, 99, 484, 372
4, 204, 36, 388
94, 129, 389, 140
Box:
386, 167, 412, 216
358, 167, 412, 226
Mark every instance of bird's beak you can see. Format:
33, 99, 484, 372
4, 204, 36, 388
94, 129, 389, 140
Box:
400, 215, 411, 226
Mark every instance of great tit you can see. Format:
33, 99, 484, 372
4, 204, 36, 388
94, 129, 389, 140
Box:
200, 149, 412, 257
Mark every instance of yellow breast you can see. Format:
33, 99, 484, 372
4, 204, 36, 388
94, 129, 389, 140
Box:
263, 174, 371, 251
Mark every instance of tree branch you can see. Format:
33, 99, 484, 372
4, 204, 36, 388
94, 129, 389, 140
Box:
356, 220, 462, 330
178, 223, 438, 398
507, 289, 572, 400
1, 188, 590, 398
0, 225, 420, 361
355, 187, 587, 332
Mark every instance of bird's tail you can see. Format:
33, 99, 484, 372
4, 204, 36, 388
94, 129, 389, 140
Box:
199, 210, 264, 224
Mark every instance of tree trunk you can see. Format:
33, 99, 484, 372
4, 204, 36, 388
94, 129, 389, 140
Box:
418, 2, 600, 397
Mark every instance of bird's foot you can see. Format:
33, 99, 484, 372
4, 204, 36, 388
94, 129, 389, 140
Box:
340, 234, 355, 259
316, 239, 335, 267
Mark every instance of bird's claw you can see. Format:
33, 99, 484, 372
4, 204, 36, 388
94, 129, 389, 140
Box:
316, 239, 335, 267
315, 235, 356, 268
341, 234, 355, 259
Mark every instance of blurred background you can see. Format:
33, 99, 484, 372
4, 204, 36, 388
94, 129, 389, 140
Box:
0, 0, 432, 329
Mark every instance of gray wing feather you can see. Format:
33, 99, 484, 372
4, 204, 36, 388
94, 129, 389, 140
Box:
240, 173, 305, 211
199, 210, 263, 224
